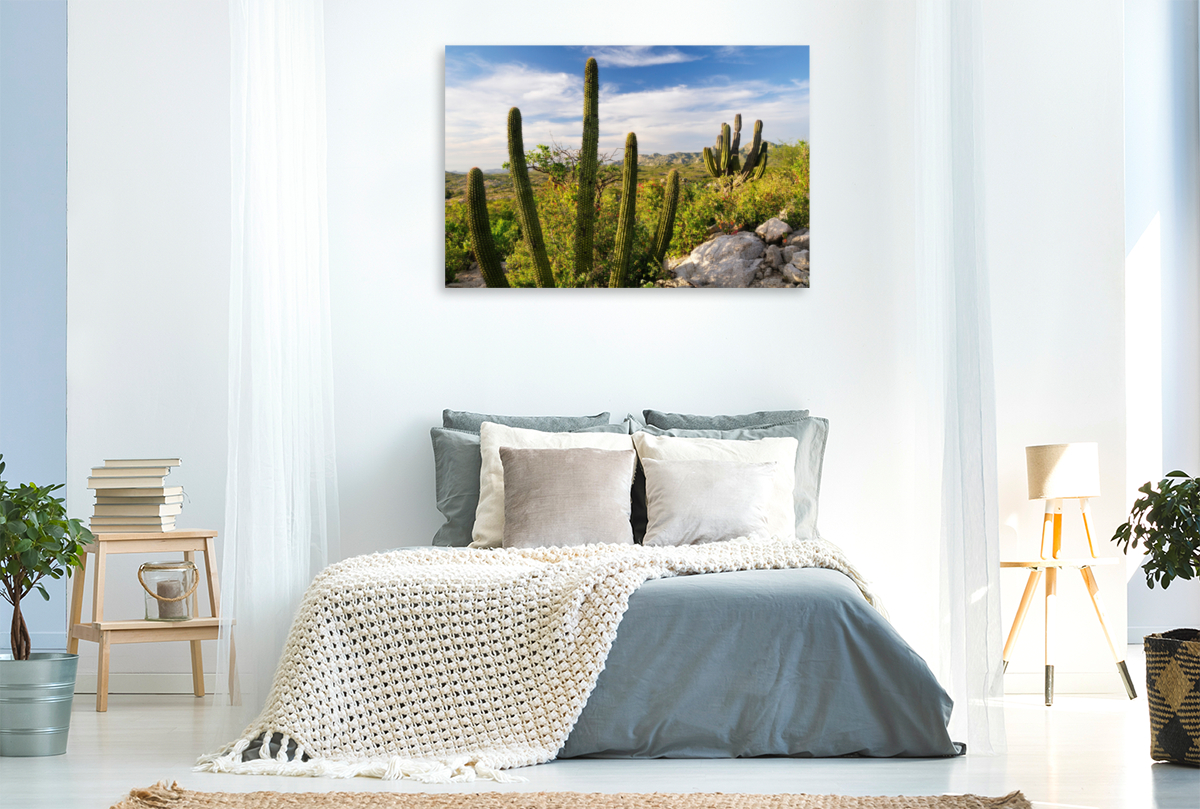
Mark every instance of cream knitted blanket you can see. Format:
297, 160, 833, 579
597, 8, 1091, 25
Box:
196, 536, 877, 782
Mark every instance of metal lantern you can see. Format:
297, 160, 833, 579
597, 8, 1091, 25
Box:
138, 560, 198, 621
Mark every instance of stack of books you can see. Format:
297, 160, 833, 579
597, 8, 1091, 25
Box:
87, 459, 184, 533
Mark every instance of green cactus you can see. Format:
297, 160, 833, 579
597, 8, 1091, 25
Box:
610, 133, 639, 288
573, 57, 600, 281
703, 115, 768, 189
651, 169, 680, 266
506, 108, 554, 288
465, 168, 508, 288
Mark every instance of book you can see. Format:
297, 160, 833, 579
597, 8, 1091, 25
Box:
94, 495, 184, 506
91, 486, 184, 498
90, 516, 176, 526
93, 503, 182, 517
90, 466, 174, 478
90, 524, 176, 533
103, 459, 181, 468
88, 476, 169, 489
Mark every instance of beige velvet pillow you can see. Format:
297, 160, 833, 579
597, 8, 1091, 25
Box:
471, 422, 635, 548
632, 431, 798, 541
641, 458, 777, 546
500, 447, 636, 549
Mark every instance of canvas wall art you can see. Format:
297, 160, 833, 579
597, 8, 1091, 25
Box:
445, 46, 810, 288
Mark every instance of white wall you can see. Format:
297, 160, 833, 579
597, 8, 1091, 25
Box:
1123, 0, 1200, 641
64, 0, 1134, 693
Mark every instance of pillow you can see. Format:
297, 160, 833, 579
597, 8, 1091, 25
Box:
641, 417, 829, 540
642, 408, 810, 430
641, 458, 776, 546
431, 422, 629, 547
471, 423, 636, 548
631, 432, 798, 541
501, 447, 636, 548
443, 409, 611, 433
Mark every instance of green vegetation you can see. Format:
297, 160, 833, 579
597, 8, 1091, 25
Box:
445, 129, 810, 286
702, 115, 769, 191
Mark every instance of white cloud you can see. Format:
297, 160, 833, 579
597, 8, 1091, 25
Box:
445, 63, 810, 171
584, 46, 700, 68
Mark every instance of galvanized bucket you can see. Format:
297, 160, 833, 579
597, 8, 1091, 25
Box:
0, 652, 79, 756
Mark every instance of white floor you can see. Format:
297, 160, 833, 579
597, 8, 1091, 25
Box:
2, 646, 1197, 809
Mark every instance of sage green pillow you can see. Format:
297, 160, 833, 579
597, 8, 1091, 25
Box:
642, 409, 810, 430
442, 409, 611, 433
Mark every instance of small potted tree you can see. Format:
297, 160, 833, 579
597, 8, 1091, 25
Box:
0, 454, 93, 756
1112, 470, 1200, 767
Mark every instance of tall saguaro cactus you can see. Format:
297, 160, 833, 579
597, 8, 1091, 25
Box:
573, 58, 600, 280
703, 115, 769, 189
610, 133, 639, 288
465, 168, 508, 288
651, 169, 681, 266
462, 58, 680, 288
506, 108, 554, 288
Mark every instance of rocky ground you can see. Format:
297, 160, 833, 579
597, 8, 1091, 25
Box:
447, 217, 809, 289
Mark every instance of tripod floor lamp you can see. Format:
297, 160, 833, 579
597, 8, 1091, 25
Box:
1001, 442, 1138, 705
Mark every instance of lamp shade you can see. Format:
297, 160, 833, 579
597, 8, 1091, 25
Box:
1026, 443, 1101, 500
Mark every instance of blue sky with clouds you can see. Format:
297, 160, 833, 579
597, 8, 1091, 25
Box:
445, 46, 809, 172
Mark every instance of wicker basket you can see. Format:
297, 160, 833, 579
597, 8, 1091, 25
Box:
1145, 629, 1200, 766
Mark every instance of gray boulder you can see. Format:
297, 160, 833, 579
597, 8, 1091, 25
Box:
755, 217, 793, 244
763, 244, 783, 270
673, 232, 765, 288
786, 228, 810, 249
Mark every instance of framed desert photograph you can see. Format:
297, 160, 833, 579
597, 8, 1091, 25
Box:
445, 46, 810, 288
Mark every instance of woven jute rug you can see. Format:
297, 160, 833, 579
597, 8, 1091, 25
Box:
111, 781, 1031, 809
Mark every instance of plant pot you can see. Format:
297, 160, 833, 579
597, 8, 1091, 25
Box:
1145, 629, 1200, 766
0, 652, 79, 756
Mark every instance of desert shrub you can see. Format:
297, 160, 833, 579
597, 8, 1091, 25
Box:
444, 200, 472, 284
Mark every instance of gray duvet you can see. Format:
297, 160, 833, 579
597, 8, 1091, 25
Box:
559, 567, 960, 759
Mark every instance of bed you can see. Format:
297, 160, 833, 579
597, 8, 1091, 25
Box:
199, 408, 961, 781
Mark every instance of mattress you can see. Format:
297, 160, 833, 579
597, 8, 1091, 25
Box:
559, 567, 960, 759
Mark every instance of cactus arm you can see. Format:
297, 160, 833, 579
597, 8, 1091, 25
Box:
466, 168, 508, 288
754, 142, 769, 179
702, 146, 721, 179
609, 133, 638, 288
719, 123, 731, 175
650, 169, 680, 266
729, 114, 742, 174
738, 119, 764, 181
506, 107, 554, 288
573, 57, 600, 281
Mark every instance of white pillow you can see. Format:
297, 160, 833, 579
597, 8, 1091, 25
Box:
470, 422, 635, 549
641, 458, 777, 546
632, 431, 798, 541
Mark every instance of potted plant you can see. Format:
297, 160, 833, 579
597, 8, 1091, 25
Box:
0, 453, 93, 756
1112, 470, 1200, 767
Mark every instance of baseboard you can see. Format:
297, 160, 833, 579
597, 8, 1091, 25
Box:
74, 671, 218, 695
1004, 671, 1126, 695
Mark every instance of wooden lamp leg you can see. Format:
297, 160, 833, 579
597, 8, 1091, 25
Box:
1079, 566, 1137, 699
1003, 568, 1044, 673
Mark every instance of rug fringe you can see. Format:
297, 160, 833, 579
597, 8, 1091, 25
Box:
194, 744, 527, 783
109, 780, 185, 809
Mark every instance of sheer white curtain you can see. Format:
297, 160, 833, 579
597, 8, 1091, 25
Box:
216, 0, 339, 720
914, 0, 1006, 754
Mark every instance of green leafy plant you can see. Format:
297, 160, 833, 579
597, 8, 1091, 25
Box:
1112, 471, 1200, 589
0, 454, 93, 660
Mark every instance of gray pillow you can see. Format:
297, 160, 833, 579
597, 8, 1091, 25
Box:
641, 458, 777, 546
640, 417, 828, 540
442, 409, 611, 433
430, 422, 630, 547
642, 409, 810, 430
500, 447, 636, 548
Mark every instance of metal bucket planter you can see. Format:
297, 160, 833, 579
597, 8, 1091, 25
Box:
0, 652, 79, 756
